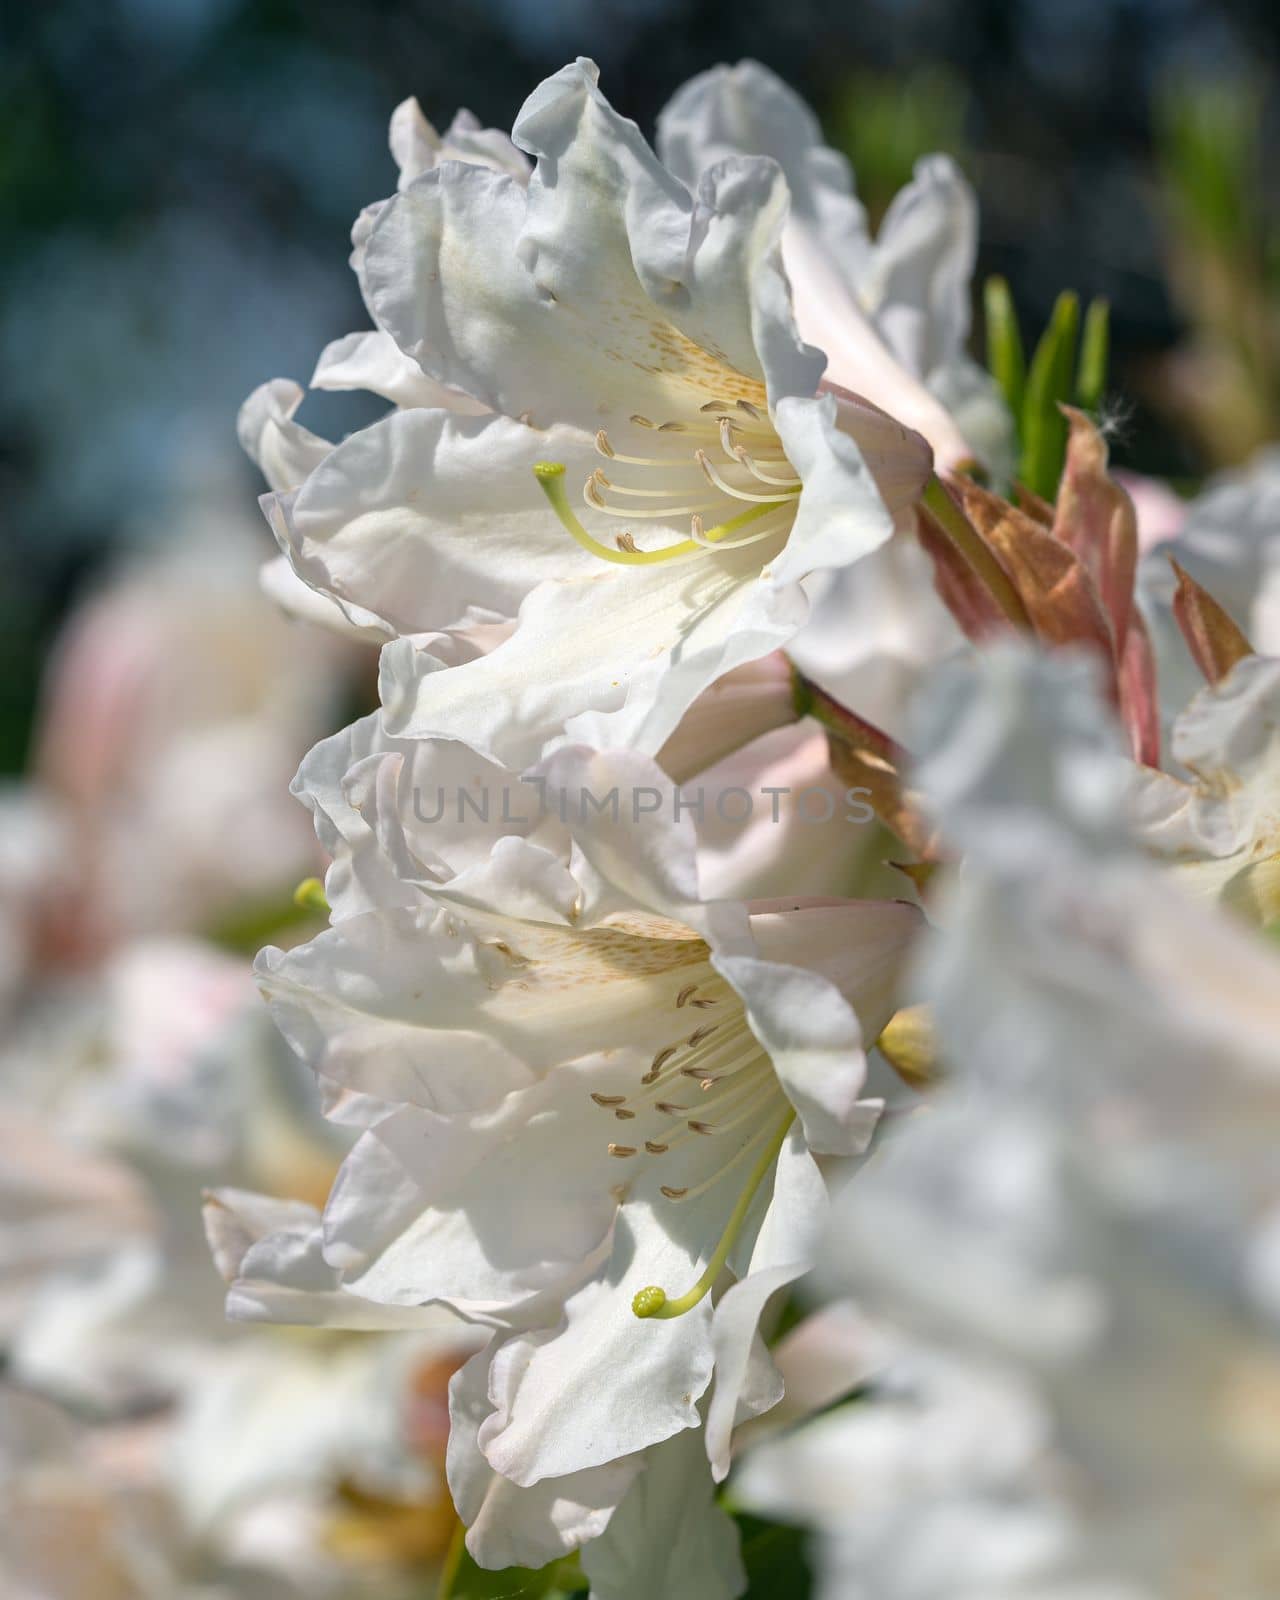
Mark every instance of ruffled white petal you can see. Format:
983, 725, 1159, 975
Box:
237, 378, 331, 493
311, 329, 488, 414
361, 59, 821, 429
448, 1343, 640, 1570
579, 1426, 746, 1600
274, 408, 603, 635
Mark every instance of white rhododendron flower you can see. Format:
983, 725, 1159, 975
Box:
1133, 653, 1280, 928
242, 58, 931, 768
244, 741, 920, 1571
34, 521, 350, 943
733, 1334, 1061, 1600
657, 59, 1013, 479
774, 647, 1280, 1598
1140, 446, 1280, 717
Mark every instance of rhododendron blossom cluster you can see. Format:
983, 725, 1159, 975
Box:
98, 52, 1280, 1600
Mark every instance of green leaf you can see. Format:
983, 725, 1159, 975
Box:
449, 1547, 585, 1600
1075, 296, 1110, 414
983, 275, 1025, 422
735, 1512, 814, 1599
1019, 290, 1080, 501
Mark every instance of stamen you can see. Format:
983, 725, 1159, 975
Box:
586, 475, 720, 518
615, 1108, 636, 1120
687, 513, 793, 553
720, 422, 802, 486
632, 1110, 796, 1319
697, 449, 802, 504
660, 1186, 688, 1199
591, 1093, 626, 1107
657, 1114, 781, 1206
645, 1140, 669, 1154
737, 399, 763, 421
595, 432, 706, 468
608, 1144, 637, 1158
676, 986, 698, 1008
643, 1045, 678, 1084
534, 462, 790, 567
590, 468, 694, 502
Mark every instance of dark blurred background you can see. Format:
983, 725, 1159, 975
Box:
4, 0, 1279, 774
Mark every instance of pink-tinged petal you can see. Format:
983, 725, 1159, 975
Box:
1053, 408, 1139, 653
1170, 558, 1254, 686
1118, 606, 1161, 767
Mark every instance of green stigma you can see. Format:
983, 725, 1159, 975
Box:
533, 462, 786, 567
630, 1109, 795, 1322
293, 876, 329, 914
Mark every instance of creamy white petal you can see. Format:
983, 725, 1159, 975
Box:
255, 907, 543, 1115
362, 59, 820, 428
448, 1343, 640, 1570
311, 328, 488, 413
579, 1425, 746, 1600
259, 551, 390, 640
204, 1189, 441, 1331
658, 61, 1002, 472
237, 378, 331, 494
275, 408, 603, 635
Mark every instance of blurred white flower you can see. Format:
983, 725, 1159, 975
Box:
774, 647, 1280, 1598
1132, 653, 1280, 928
0, 933, 474, 1593
1140, 447, 1280, 718
35, 517, 357, 945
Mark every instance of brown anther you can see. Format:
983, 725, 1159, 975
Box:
616, 532, 640, 553
584, 477, 606, 509
608, 1144, 637, 1158
687, 1025, 718, 1048
699, 400, 730, 414
614, 1108, 636, 1121
737, 399, 762, 420
630, 414, 655, 428
592, 469, 613, 489
657, 420, 686, 432
595, 430, 616, 458
690, 997, 718, 1009
675, 985, 698, 1008
645, 1140, 669, 1154
660, 1185, 688, 1199
591, 1093, 626, 1107
656, 1101, 687, 1116
687, 1120, 715, 1135
484, 939, 528, 967
643, 1045, 677, 1084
